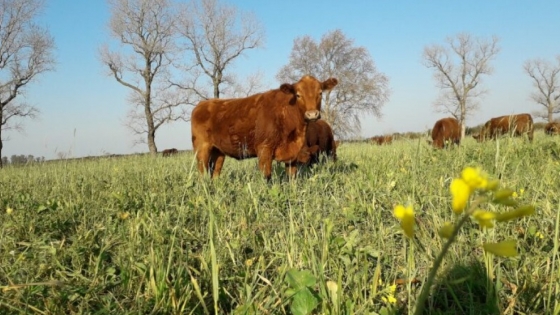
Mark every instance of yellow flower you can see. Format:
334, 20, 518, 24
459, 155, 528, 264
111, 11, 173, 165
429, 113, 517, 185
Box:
535, 231, 544, 239
472, 209, 496, 228
512, 192, 518, 198
461, 167, 488, 190
381, 295, 397, 304
483, 240, 518, 257
118, 212, 130, 220
450, 178, 471, 214
6, 207, 13, 215
495, 205, 535, 222
245, 258, 255, 267
388, 284, 396, 294
393, 204, 415, 238
519, 189, 525, 196
438, 222, 455, 238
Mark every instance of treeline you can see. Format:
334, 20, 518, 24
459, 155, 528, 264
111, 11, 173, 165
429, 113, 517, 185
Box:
1, 155, 45, 166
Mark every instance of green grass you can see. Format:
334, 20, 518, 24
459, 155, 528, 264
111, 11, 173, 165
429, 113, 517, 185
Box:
1, 133, 559, 314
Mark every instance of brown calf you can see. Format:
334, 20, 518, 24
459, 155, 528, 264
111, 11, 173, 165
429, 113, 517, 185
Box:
431, 117, 461, 149
305, 119, 338, 165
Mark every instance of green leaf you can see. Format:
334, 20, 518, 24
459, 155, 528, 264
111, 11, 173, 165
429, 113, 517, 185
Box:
290, 288, 319, 315
37, 205, 48, 213
285, 269, 317, 290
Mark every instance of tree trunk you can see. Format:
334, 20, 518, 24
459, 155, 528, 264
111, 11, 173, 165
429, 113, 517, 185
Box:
460, 103, 467, 139
147, 127, 157, 156
549, 104, 554, 123
144, 91, 158, 156
0, 133, 3, 169
0, 113, 3, 168
213, 79, 220, 98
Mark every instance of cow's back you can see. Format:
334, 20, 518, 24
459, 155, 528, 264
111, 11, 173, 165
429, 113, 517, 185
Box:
191, 93, 268, 159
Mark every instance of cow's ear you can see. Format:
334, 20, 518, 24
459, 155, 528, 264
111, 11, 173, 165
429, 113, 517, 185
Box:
280, 83, 295, 94
322, 78, 338, 91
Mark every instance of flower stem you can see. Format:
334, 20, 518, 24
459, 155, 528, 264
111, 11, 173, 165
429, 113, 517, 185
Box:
413, 196, 485, 315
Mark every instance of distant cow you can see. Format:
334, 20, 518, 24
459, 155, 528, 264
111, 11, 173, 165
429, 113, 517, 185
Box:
162, 148, 179, 157
371, 135, 393, 145
191, 75, 338, 180
473, 113, 534, 142
431, 117, 461, 149
545, 122, 560, 135
305, 119, 338, 165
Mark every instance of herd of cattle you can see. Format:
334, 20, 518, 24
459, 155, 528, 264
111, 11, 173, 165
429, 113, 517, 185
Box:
160, 75, 560, 180
370, 114, 560, 149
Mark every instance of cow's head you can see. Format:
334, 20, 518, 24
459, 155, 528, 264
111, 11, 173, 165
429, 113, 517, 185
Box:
472, 134, 484, 142
280, 75, 338, 122
296, 145, 320, 164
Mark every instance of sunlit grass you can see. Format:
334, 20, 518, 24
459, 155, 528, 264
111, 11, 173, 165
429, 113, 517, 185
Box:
1, 132, 559, 314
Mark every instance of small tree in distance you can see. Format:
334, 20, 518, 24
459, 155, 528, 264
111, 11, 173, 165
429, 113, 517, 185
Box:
277, 29, 390, 139
523, 56, 560, 123
423, 33, 500, 139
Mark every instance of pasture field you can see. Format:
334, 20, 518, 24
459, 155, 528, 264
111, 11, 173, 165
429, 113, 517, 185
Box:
1, 133, 560, 314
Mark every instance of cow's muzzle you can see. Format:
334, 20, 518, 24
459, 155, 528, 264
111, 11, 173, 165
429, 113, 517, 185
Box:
304, 110, 321, 121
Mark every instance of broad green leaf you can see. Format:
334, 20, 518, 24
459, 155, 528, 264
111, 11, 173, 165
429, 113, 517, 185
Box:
285, 269, 317, 290
290, 288, 319, 315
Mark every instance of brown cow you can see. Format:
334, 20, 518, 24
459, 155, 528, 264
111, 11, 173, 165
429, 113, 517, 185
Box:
431, 117, 461, 149
371, 135, 393, 145
473, 113, 534, 142
162, 148, 179, 157
545, 122, 560, 135
191, 75, 338, 180
305, 119, 338, 165
296, 145, 320, 164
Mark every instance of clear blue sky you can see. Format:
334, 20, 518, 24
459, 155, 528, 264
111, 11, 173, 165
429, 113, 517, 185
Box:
4, 0, 560, 160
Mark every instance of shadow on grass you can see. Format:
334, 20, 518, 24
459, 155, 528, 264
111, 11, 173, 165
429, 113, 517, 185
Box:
420, 260, 500, 315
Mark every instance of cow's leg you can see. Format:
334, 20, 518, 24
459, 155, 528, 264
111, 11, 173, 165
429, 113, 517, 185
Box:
285, 162, 298, 178
195, 144, 212, 176
257, 147, 273, 182
209, 148, 225, 178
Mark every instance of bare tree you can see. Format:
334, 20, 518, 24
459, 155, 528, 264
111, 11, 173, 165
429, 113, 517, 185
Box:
223, 70, 267, 98
523, 56, 560, 123
176, 0, 265, 99
100, 0, 189, 155
0, 0, 55, 168
423, 33, 500, 139
277, 29, 390, 138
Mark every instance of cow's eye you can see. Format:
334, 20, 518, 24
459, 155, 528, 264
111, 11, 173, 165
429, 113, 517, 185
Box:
296, 93, 301, 99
